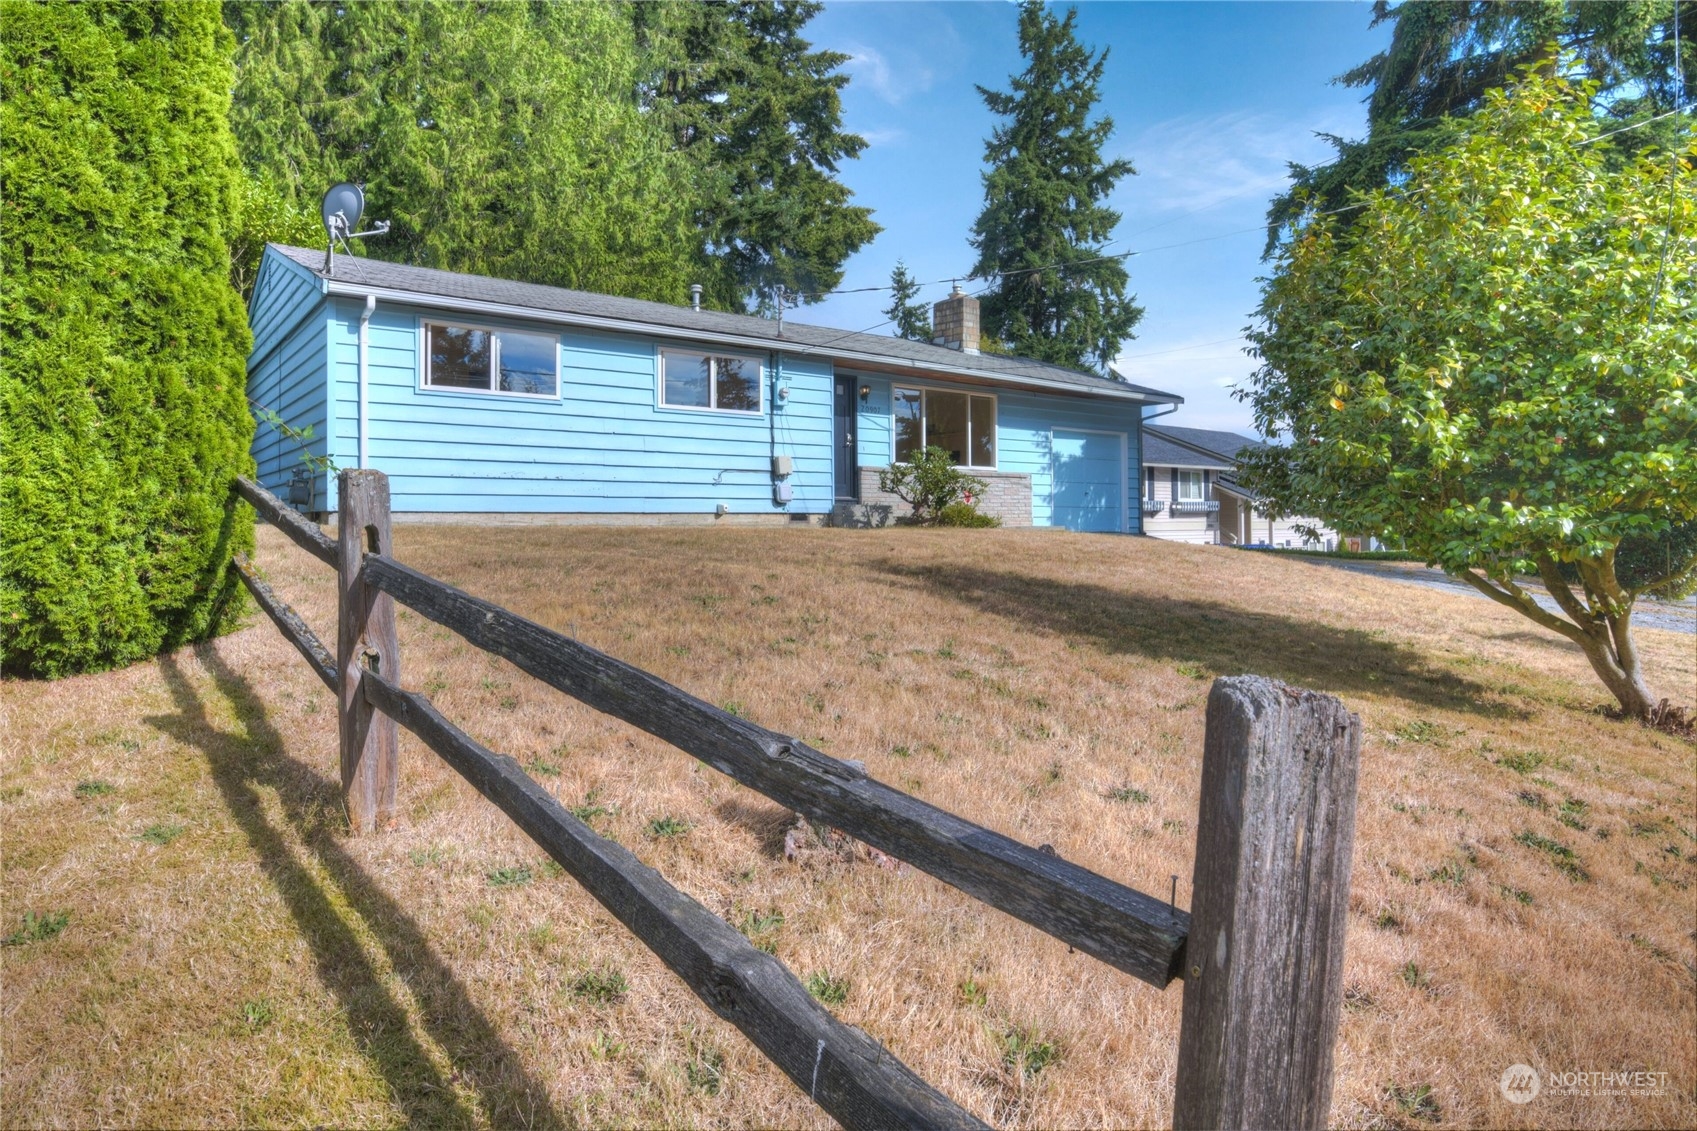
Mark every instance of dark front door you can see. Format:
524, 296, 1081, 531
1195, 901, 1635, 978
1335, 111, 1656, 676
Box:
834, 375, 858, 500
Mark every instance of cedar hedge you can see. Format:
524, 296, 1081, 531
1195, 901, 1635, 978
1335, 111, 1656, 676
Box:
1, 1, 254, 678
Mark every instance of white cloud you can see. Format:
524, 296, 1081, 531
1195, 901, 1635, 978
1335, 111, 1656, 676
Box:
1112, 331, 1263, 432
841, 44, 934, 106
856, 127, 909, 148
1118, 109, 1361, 218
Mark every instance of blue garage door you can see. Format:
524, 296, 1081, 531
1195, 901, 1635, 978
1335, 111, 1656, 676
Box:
1052, 429, 1123, 532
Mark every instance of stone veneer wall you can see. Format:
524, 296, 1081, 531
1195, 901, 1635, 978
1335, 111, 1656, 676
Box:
832, 467, 1032, 527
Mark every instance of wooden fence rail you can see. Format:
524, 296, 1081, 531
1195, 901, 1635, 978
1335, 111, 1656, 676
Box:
362, 670, 987, 1131
364, 551, 1188, 987
231, 471, 1362, 1130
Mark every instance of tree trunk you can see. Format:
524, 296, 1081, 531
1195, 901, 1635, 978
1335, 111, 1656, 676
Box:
1551, 554, 1660, 719
1574, 629, 1657, 719
1459, 555, 1661, 720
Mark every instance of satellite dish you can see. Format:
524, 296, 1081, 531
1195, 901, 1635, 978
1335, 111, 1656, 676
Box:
319, 182, 389, 275
321, 182, 365, 241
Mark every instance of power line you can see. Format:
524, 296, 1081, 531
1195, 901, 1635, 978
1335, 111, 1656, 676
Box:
793, 98, 1694, 307
1574, 101, 1694, 146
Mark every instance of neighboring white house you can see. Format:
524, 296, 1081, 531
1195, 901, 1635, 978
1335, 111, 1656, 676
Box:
1141, 424, 1338, 548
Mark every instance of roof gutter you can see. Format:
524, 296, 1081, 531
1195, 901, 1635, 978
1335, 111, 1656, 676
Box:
318, 279, 1180, 405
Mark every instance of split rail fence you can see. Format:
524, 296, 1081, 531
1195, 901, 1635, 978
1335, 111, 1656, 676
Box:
231, 469, 1363, 1130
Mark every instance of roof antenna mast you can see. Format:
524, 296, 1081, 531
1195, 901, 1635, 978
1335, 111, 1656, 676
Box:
321, 182, 391, 276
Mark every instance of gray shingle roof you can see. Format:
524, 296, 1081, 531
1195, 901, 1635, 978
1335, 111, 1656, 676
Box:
1143, 424, 1263, 467
271, 244, 1182, 404
1141, 431, 1236, 470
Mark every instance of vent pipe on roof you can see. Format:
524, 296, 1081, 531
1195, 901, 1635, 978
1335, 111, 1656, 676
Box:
689, 284, 703, 312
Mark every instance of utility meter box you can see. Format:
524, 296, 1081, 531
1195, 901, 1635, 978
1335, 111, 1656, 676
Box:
771, 454, 794, 478
773, 481, 794, 504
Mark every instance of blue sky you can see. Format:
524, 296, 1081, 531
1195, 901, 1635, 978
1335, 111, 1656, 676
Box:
799, 0, 1392, 435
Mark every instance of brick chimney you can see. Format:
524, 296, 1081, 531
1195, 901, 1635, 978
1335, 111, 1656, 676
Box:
932, 284, 980, 355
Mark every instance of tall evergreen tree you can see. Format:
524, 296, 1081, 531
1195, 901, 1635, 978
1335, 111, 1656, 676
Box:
2, 0, 254, 677
969, 1, 1141, 373
883, 261, 932, 342
634, 1, 881, 311
1266, 0, 1695, 248
224, 0, 699, 303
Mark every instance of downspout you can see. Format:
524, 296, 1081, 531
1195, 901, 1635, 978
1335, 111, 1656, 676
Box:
1137, 403, 1179, 535
358, 294, 375, 470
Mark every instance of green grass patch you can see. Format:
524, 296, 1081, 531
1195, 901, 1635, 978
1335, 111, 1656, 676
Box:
737, 908, 783, 954
138, 823, 185, 846
1386, 1082, 1441, 1123
1394, 719, 1447, 745
998, 1023, 1059, 1079
1496, 749, 1547, 774
240, 999, 275, 1029
570, 968, 629, 1005
74, 780, 115, 799
1104, 784, 1151, 804
2, 910, 69, 947
805, 971, 849, 1005
487, 865, 533, 888
1558, 798, 1590, 831
646, 816, 691, 839
686, 1044, 724, 1096
1514, 830, 1589, 881
569, 789, 615, 824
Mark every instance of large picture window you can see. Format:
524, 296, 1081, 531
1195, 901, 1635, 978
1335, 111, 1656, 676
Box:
892, 387, 996, 468
660, 348, 762, 413
425, 322, 558, 396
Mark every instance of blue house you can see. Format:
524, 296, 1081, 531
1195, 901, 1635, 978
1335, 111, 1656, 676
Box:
245, 244, 1182, 531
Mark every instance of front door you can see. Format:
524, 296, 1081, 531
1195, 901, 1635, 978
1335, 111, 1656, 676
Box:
834, 375, 858, 500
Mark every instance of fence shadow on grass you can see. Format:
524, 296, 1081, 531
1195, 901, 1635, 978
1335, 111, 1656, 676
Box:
880, 562, 1521, 719
149, 646, 569, 1131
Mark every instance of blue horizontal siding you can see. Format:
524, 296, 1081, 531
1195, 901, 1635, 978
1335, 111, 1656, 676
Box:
247, 249, 323, 368
245, 253, 331, 508
324, 301, 836, 515
855, 373, 1144, 533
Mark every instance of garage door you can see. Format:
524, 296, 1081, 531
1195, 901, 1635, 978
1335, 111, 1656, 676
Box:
1051, 429, 1123, 533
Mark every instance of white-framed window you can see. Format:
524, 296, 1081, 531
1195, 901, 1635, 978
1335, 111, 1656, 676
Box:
423, 321, 559, 397
659, 347, 764, 413
892, 386, 996, 469
1177, 469, 1206, 501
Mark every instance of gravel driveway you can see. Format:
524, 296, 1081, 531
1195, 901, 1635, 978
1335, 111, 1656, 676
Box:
1287, 555, 1697, 636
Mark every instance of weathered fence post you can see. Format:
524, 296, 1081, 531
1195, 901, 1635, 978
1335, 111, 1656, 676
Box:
337, 469, 399, 833
1173, 675, 1361, 1130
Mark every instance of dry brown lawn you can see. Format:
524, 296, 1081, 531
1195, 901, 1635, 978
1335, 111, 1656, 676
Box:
3, 524, 1693, 1130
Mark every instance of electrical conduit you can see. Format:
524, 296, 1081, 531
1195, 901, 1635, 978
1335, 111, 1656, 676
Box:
358, 294, 375, 469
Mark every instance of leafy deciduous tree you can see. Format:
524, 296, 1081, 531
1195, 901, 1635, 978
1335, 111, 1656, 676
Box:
969, 0, 1142, 373
2, 0, 254, 677
1267, 0, 1696, 250
1241, 76, 1696, 718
